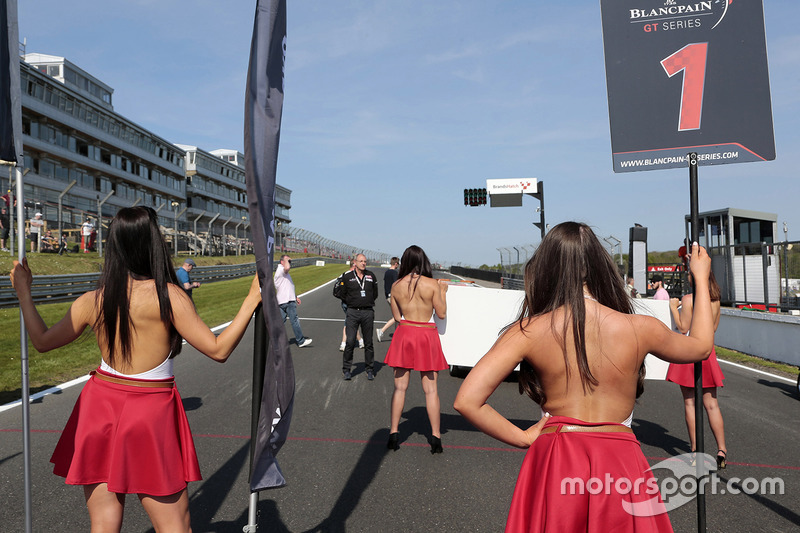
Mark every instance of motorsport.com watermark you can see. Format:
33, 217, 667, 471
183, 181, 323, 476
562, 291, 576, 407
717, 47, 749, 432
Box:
559, 453, 784, 516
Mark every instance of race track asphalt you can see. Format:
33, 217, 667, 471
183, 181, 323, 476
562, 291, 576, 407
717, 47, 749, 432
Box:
1, 269, 799, 532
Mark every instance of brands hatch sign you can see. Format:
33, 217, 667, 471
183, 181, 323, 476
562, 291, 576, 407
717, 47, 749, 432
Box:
600, 0, 775, 173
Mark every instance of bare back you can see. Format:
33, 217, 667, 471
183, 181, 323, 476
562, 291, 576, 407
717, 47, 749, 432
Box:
81, 279, 189, 374
520, 301, 646, 423
390, 274, 446, 323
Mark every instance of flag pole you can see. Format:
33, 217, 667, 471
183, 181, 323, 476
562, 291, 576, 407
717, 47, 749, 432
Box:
246, 304, 267, 533
13, 163, 32, 533
243, 2, 293, 530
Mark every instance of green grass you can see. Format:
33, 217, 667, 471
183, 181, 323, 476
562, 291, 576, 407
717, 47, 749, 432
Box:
715, 346, 799, 379
0, 250, 330, 276
0, 262, 346, 405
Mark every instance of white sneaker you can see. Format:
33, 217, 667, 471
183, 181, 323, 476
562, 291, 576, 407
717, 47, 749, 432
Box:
359, 339, 365, 349
376, 329, 383, 342
339, 342, 346, 352
298, 338, 313, 348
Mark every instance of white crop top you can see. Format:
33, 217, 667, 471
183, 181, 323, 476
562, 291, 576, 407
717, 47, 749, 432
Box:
540, 407, 633, 428
100, 354, 174, 380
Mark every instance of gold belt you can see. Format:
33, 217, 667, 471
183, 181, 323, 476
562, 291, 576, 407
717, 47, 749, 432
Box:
91, 370, 174, 388
541, 424, 632, 434
401, 321, 436, 329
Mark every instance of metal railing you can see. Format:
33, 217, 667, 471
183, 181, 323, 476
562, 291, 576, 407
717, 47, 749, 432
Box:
0, 257, 352, 309
0, 263, 256, 309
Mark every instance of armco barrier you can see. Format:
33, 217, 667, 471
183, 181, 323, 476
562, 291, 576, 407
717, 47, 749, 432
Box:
0, 258, 348, 308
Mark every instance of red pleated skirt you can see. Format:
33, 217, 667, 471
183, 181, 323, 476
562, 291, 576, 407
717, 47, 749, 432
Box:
506, 416, 673, 533
50, 368, 202, 496
383, 320, 448, 372
665, 347, 725, 388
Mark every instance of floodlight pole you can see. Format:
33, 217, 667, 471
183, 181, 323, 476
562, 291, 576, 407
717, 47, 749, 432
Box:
688, 152, 705, 532
222, 216, 232, 257
193, 210, 206, 256
58, 180, 77, 247
97, 191, 114, 258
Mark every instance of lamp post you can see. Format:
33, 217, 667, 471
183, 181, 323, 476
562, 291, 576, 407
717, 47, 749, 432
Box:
235, 219, 243, 256
206, 213, 220, 256
97, 191, 114, 258
171, 201, 179, 257
239, 216, 246, 255
58, 180, 77, 250
193, 210, 206, 256
221, 216, 232, 257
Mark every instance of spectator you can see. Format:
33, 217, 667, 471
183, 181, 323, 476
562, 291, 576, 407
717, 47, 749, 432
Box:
625, 276, 642, 298
81, 217, 94, 253
0, 206, 9, 251
651, 275, 669, 300
176, 258, 201, 301
274, 255, 312, 348
29, 212, 44, 253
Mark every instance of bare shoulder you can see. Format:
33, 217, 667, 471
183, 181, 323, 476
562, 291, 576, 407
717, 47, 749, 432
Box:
167, 283, 193, 306
72, 290, 100, 320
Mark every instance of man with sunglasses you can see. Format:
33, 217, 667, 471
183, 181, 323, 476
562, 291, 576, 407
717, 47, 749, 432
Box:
275, 255, 313, 348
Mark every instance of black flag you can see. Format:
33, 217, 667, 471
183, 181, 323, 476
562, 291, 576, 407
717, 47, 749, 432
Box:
1, 0, 22, 165
244, 0, 293, 491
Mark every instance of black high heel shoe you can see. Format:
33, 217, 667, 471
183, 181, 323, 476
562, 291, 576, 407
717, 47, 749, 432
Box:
387, 432, 400, 451
429, 436, 443, 454
716, 450, 727, 470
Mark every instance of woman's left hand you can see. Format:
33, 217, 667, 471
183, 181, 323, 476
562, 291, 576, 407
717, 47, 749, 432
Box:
10, 258, 33, 297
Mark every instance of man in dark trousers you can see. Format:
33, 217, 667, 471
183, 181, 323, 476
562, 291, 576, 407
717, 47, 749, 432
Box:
334, 253, 379, 381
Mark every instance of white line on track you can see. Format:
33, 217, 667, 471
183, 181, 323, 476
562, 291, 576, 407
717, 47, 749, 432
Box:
3, 275, 796, 410
1, 277, 343, 413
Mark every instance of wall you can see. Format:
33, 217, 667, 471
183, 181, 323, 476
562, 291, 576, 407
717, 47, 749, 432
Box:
716, 308, 800, 367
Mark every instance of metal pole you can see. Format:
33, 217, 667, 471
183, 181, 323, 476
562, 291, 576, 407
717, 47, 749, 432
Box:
172, 201, 179, 258
58, 180, 77, 250
14, 166, 32, 533
207, 213, 220, 256
97, 191, 114, 258
222, 216, 232, 257
235, 221, 243, 256
688, 152, 705, 533
193, 210, 206, 257
783, 223, 790, 309
247, 303, 267, 533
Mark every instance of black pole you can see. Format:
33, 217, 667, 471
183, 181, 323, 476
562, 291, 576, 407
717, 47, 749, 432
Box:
689, 152, 706, 532
249, 303, 267, 481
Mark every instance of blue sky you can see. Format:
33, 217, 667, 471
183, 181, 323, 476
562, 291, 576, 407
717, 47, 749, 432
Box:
18, 1, 800, 267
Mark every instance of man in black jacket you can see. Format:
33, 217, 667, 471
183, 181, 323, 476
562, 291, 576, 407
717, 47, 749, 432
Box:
334, 253, 379, 380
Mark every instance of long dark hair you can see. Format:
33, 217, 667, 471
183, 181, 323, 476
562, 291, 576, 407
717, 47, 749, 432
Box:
516, 222, 641, 405
688, 270, 721, 302
95, 206, 182, 367
397, 245, 433, 299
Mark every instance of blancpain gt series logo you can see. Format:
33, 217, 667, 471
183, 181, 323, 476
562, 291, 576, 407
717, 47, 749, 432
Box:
629, 1, 732, 30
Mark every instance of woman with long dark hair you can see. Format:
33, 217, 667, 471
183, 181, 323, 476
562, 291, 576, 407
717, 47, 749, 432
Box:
454, 222, 715, 532
11, 206, 262, 532
666, 268, 727, 468
384, 245, 449, 453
